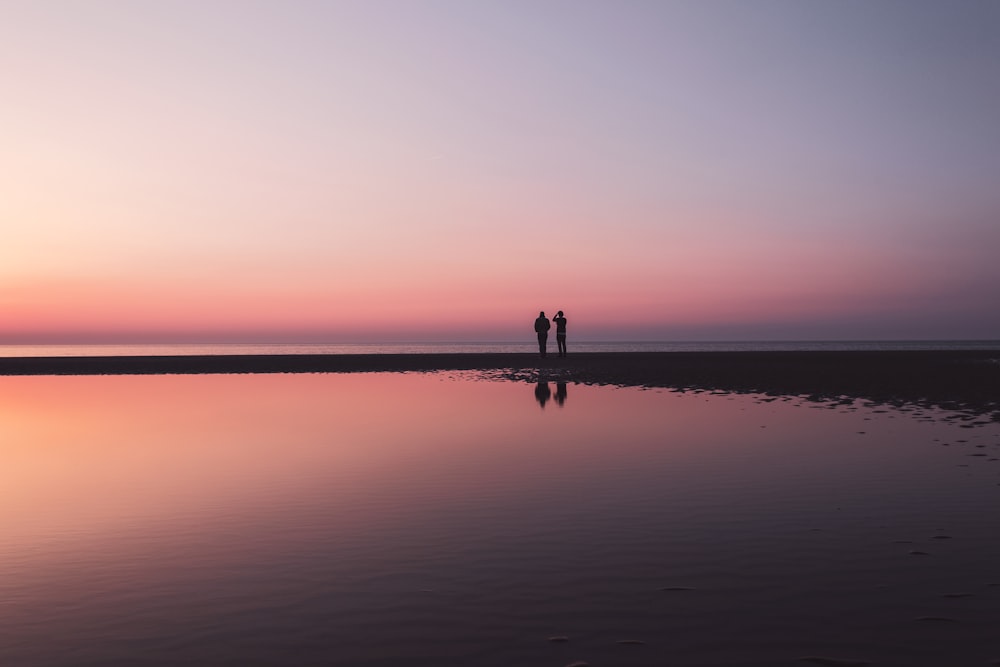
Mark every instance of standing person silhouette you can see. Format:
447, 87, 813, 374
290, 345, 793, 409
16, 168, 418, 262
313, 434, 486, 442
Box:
552, 310, 567, 357
534, 311, 551, 357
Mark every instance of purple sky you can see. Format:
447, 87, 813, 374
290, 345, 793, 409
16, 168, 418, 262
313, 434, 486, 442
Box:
3, 1, 999, 341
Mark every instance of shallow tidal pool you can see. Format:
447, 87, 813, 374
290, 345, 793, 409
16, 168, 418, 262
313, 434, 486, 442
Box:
2, 372, 1000, 666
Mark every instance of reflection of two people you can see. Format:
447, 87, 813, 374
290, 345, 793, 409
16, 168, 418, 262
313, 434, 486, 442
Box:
535, 380, 567, 408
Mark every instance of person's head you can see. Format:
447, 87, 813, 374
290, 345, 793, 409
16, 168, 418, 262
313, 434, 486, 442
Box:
539, 311, 545, 317
557, 311, 563, 317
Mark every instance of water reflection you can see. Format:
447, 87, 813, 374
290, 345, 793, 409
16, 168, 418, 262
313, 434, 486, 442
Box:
534, 380, 551, 408
1, 372, 999, 666
533, 379, 568, 408
554, 381, 568, 407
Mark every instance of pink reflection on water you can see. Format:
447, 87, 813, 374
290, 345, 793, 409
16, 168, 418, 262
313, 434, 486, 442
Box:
0, 373, 967, 560
2, 372, 1000, 666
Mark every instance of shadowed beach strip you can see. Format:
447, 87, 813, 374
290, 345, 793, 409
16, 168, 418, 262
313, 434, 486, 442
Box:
2, 350, 998, 418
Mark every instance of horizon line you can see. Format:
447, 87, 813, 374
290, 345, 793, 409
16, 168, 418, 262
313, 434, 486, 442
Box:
2, 338, 999, 346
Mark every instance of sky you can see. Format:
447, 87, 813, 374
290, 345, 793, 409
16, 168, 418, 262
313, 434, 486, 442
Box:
3, 0, 999, 343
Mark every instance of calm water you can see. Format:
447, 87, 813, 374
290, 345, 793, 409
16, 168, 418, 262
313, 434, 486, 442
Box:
2, 340, 999, 357
2, 373, 1000, 666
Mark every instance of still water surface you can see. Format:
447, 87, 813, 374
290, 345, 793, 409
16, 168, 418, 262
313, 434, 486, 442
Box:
2, 373, 1000, 666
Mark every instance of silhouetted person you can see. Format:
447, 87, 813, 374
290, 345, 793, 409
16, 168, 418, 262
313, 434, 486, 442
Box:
535, 380, 552, 408
552, 310, 567, 357
554, 381, 567, 406
534, 311, 551, 357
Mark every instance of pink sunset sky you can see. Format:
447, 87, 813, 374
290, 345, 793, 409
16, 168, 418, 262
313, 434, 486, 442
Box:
3, 1, 999, 343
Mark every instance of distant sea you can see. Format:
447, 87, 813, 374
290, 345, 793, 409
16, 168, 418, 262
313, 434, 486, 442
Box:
1, 340, 998, 357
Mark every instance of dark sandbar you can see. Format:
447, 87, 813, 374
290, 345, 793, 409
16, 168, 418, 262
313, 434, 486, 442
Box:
1, 350, 998, 418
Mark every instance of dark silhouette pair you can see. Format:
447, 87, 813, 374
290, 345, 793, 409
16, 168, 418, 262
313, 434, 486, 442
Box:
533, 310, 567, 358
535, 380, 568, 408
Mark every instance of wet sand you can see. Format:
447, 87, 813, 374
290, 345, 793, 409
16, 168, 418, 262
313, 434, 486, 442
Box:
2, 350, 998, 418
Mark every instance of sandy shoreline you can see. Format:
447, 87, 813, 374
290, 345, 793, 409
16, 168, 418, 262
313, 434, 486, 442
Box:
2, 350, 998, 419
